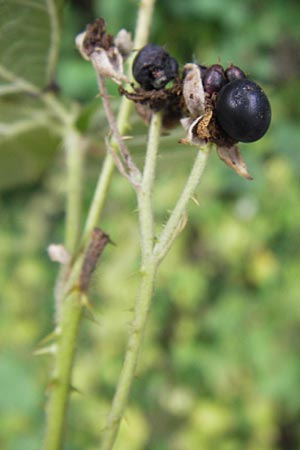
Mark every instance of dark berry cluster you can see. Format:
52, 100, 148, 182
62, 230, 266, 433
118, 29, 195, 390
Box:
131, 44, 271, 145
200, 63, 271, 143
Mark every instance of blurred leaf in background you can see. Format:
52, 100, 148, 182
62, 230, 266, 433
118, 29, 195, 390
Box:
1, 1, 300, 450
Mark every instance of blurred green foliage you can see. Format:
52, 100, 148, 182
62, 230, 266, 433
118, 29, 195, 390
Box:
1, 0, 300, 449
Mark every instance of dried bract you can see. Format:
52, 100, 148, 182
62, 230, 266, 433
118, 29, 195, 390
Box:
182, 63, 205, 118
75, 17, 130, 84
114, 29, 133, 58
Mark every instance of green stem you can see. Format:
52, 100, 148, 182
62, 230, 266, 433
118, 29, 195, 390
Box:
100, 262, 157, 450
65, 128, 84, 256
138, 112, 162, 261
43, 291, 83, 450
81, 91, 134, 247
99, 112, 161, 450
44, 2, 157, 450
132, 0, 156, 52
153, 146, 211, 263
81, 154, 115, 246
81, 0, 157, 245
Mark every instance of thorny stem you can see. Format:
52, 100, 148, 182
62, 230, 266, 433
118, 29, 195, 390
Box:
138, 112, 162, 261
44, 2, 157, 450
99, 113, 162, 450
81, 0, 157, 245
154, 146, 211, 263
99, 144, 211, 450
99, 262, 157, 450
93, 74, 141, 186
43, 290, 83, 450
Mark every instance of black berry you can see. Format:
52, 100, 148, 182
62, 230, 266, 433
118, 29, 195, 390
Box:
132, 44, 179, 90
225, 64, 246, 82
215, 79, 271, 143
203, 64, 226, 95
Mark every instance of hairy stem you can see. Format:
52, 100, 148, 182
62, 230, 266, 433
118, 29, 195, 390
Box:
99, 262, 157, 450
98, 146, 211, 450
138, 112, 162, 260
44, 2, 157, 450
99, 112, 161, 450
81, 0, 157, 245
154, 146, 211, 263
81, 97, 133, 247
43, 291, 83, 450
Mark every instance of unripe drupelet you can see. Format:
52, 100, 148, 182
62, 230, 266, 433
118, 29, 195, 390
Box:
203, 64, 226, 95
132, 44, 178, 90
215, 79, 271, 143
225, 64, 246, 82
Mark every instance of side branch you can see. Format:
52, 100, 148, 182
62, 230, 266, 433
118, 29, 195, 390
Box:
153, 146, 211, 263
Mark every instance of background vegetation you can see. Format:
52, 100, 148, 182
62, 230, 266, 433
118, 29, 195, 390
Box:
1, 0, 300, 449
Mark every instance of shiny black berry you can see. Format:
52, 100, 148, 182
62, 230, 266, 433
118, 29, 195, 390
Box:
215, 79, 271, 143
225, 64, 246, 82
203, 64, 226, 95
132, 44, 179, 90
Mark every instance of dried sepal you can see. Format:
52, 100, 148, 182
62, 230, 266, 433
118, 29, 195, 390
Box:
114, 29, 133, 58
75, 17, 130, 85
179, 116, 207, 146
179, 108, 213, 146
216, 145, 253, 180
75, 32, 90, 61
90, 48, 128, 84
182, 63, 205, 118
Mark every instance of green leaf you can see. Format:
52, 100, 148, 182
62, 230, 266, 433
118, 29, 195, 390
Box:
0, 0, 64, 91
0, 95, 60, 190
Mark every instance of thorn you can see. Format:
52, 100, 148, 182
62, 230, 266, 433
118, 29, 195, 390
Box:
122, 135, 133, 141
70, 385, 83, 395
33, 344, 57, 356
107, 236, 116, 246
47, 377, 59, 390
37, 328, 60, 347
177, 213, 188, 234
191, 194, 200, 206
81, 294, 100, 325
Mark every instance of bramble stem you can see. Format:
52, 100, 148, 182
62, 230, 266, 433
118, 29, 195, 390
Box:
99, 144, 211, 450
99, 262, 157, 450
153, 146, 211, 263
43, 2, 157, 450
81, 0, 157, 246
43, 291, 83, 450
138, 112, 162, 260
99, 113, 162, 450
65, 128, 84, 256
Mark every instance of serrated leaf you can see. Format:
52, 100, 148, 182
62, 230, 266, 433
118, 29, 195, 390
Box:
0, 0, 64, 91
